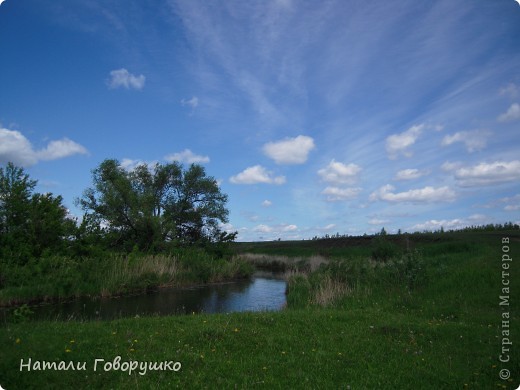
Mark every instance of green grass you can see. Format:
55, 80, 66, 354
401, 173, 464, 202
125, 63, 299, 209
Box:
0, 250, 254, 307
1, 231, 519, 388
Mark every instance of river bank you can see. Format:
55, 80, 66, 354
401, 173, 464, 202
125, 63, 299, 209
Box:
0, 249, 254, 308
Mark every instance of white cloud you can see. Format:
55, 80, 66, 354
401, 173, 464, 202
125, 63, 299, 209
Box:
410, 218, 465, 232
37, 138, 88, 161
370, 184, 456, 203
0, 128, 88, 167
318, 160, 361, 185
230, 165, 286, 185
410, 214, 490, 232
263, 135, 315, 165
0, 128, 38, 166
368, 218, 390, 225
181, 96, 199, 109
441, 129, 491, 152
165, 149, 210, 164
321, 186, 361, 202
498, 103, 520, 122
441, 161, 463, 172
261, 200, 272, 207
394, 168, 428, 181
253, 224, 273, 233
120, 158, 159, 171
453, 160, 520, 187
107, 68, 146, 90
385, 124, 423, 159
253, 223, 297, 234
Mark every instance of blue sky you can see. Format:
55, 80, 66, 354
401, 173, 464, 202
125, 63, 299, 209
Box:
1, 0, 519, 241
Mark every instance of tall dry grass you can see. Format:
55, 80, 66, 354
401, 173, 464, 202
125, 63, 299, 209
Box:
311, 274, 351, 307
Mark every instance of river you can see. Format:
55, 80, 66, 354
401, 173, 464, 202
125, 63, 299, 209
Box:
5, 271, 287, 321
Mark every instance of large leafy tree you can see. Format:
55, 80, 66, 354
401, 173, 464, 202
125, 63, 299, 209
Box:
0, 162, 72, 260
77, 159, 235, 251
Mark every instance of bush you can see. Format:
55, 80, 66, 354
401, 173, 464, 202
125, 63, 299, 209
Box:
371, 236, 400, 262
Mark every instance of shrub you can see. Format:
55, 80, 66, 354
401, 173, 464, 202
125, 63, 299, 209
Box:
371, 236, 400, 262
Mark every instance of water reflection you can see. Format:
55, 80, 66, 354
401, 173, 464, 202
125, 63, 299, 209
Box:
11, 272, 286, 321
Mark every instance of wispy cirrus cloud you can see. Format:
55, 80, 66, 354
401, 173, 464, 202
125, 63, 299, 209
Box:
181, 96, 199, 109
441, 129, 491, 152
0, 128, 88, 167
321, 186, 362, 202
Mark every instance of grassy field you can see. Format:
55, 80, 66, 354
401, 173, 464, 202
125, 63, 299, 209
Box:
1, 230, 518, 389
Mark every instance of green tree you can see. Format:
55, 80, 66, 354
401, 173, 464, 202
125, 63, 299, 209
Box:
0, 163, 37, 261
28, 193, 75, 257
77, 159, 235, 251
0, 162, 72, 260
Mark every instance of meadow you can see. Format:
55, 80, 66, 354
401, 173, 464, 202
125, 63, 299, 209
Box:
0, 230, 518, 389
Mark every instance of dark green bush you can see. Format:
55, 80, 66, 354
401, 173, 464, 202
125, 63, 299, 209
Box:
371, 236, 400, 262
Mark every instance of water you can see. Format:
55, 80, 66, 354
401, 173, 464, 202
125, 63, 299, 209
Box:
6, 271, 286, 321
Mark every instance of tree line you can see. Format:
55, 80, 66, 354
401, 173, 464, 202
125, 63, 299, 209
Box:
0, 160, 236, 264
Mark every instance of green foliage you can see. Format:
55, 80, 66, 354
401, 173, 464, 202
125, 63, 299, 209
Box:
371, 236, 400, 262
0, 162, 73, 262
11, 303, 33, 323
285, 275, 311, 308
77, 159, 235, 252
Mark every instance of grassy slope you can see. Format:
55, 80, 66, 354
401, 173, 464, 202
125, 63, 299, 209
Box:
1, 231, 519, 389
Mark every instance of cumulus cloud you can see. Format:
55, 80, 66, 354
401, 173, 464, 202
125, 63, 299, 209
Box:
369, 184, 456, 203
0, 128, 88, 167
498, 103, 520, 122
441, 129, 491, 152
165, 149, 210, 164
261, 200, 272, 207
321, 186, 362, 202
230, 165, 286, 185
410, 218, 465, 232
394, 168, 428, 181
107, 68, 146, 90
410, 214, 489, 232
37, 138, 88, 161
385, 124, 423, 159
262, 135, 315, 165
318, 160, 361, 185
253, 223, 297, 234
453, 160, 520, 187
